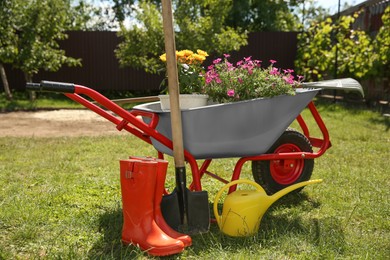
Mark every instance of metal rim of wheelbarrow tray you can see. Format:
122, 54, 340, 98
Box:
133, 88, 320, 159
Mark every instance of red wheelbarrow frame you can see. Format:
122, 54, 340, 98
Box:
58, 84, 330, 192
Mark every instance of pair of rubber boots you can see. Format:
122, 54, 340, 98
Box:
119, 157, 192, 256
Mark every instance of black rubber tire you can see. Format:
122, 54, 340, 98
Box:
251, 128, 314, 195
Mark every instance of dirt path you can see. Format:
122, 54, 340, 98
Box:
0, 109, 128, 137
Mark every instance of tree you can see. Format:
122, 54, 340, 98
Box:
225, 0, 302, 32
295, 12, 374, 81
108, 0, 305, 32
1, 0, 84, 99
372, 6, 390, 79
106, 0, 136, 23
115, 0, 248, 74
297, 0, 329, 31
70, 0, 117, 31
0, 0, 82, 100
15, 0, 81, 82
0, 0, 18, 100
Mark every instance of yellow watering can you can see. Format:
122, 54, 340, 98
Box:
213, 179, 322, 237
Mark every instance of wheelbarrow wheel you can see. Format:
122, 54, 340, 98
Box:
251, 128, 314, 195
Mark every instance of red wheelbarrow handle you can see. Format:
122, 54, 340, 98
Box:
25, 80, 205, 191
26, 81, 75, 93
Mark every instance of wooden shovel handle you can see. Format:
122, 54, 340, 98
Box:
161, 0, 185, 168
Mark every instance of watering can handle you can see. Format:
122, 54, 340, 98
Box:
213, 179, 264, 225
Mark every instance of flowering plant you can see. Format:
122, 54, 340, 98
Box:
160, 49, 209, 94
204, 55, 303, 103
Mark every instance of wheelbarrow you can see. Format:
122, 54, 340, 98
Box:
26, 78, 363, 230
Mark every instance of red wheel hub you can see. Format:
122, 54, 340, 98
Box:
270, 144, 304, 185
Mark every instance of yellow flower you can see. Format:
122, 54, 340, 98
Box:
182, 50, 194, 57
159, 49, 209, 94
176, 50, 187, 63
159, 54, 167, 62
197, 49, 209, 57
176, 50, 186, 58
193, 54, 206, 64
161, 49, 208, 64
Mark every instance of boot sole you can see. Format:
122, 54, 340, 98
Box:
122, 239, 184, 256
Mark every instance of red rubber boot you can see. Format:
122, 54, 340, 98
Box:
128, 156, 192, 247
120, 159, 184, 256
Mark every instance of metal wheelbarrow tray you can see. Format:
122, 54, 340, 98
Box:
26, 81, 335, 194
133, 88, 320, 159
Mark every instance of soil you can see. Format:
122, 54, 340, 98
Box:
0, 109, 128, 137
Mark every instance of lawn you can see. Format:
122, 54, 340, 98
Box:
0, 91, 138, 112
0, 100, 389, 259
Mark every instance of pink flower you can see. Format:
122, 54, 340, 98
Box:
283, 75, 295, 84
202, 53, 296, 103
241, 62, 254, 72
254, 60, 262, 67
269, 67, 279, 75
213, 58, 222, 64
227, 89, 235, 97
244, 56, 252, 62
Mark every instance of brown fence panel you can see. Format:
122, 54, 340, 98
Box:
4, 31, 298, 92
228, 32, 298, 70
35, 31, 164, 92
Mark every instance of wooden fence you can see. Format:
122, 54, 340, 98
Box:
5, 31, 298, 92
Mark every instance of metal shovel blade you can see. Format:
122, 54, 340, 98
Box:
186, 189, 210, 233
161, 167, 209, 234
161, 188, 210, 234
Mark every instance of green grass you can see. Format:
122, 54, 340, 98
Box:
0, 91, 143, 111
0, 101, 389, 259
0, 91, 84, 111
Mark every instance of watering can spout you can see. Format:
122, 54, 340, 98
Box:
270, 179, 323, 203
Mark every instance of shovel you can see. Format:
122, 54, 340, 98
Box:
160, 0, 210, 234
